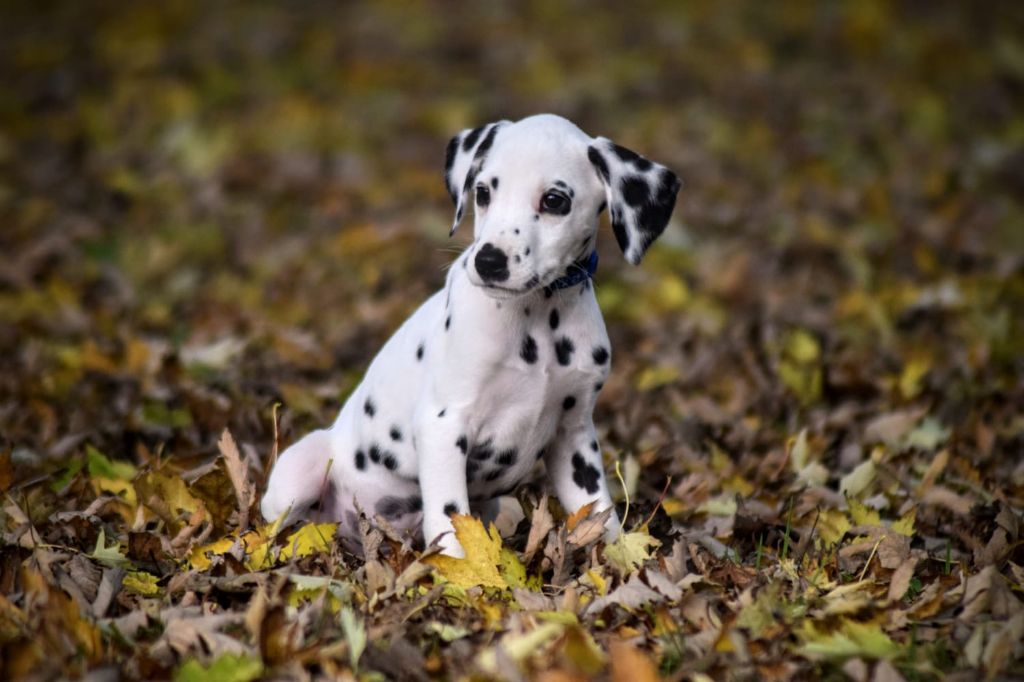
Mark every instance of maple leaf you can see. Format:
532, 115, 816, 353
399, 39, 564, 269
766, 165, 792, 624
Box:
603, 527, 661, 577
423, 514, 527, 590
278, 522, 338, 561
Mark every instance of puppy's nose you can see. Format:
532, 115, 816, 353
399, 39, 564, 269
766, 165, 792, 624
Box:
474, 243, 509, 282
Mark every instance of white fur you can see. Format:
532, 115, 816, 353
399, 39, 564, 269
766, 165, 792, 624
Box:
261, 114, 680, 556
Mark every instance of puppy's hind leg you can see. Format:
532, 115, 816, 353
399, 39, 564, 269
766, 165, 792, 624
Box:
261, 428, 336, 526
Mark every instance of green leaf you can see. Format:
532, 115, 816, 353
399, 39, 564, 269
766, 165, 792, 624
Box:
796, 619, 900, 661
174, 654, 263, 682
89, 528, 130, 567
86, 445, 136, 481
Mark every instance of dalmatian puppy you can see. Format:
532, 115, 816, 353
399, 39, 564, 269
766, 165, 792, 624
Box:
261, 114, 681, 556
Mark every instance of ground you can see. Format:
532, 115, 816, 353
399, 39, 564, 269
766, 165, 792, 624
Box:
1, 2, 1023, 680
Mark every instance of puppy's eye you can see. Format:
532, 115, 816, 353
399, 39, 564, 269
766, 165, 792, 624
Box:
475, 185, 491, 207
540, 190, 571, 215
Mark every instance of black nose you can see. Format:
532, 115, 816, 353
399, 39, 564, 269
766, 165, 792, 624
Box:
474, 243, 509, 282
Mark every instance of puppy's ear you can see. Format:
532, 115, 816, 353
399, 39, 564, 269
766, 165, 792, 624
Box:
444, 120, 510, 235
587, 137, 681, 265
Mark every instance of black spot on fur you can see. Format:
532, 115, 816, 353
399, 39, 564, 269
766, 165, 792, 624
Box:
364, 397, 376, 417
536, 448, 546, 460
462, 125, 485, 152
444, 502, 459, 515
445, 315, 451, 331
444, 136, 459, 201
597, 200, 607, 215
592, 346, 609, 365
609, 206, 628, 256
456, 435, 468, 454
438, 408, 446, 418
466, 460, 480, 479
588, 146, 610, 183
594, 382, 604, 392
470, 439, 494, 461
590, 440, 599, 452
549, 309, 560, 330
524, 307, 531, 316
555, 337, 575, 366
369, 445, 382, 464
383, 453, 398, 470
355, 450, 366, 470
376, 495, 420, 519
544, 286, 554, 298
491, 177, 498, 189
390, 426, 403, 442
474, 124, 500, 159
416, 343, 424, 361
571, 452, 601, 494
521, 335, 538, 364
525, 274, 539, 288
621, 175, 649, 207
485, 470, 502, 482
635, 169, 680, 249
497, 448, 518, 466
563, 395, 576, 410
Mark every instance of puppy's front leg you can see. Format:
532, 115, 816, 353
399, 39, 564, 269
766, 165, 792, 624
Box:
417, 407, 471, 557
545, 418, 621, 542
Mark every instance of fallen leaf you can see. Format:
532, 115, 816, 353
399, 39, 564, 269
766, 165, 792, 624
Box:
796, 619, 900, 661
423, 514, 523, 590
603, 527, 661, 577
610, 640, 659, 682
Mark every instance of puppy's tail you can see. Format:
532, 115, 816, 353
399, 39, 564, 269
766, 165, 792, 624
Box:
260, 428, 335, 526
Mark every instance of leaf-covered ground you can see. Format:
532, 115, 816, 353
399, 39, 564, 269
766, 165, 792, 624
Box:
2, 2, 1024, 680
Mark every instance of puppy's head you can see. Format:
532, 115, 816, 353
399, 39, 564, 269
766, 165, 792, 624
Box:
444, 114, 681, 298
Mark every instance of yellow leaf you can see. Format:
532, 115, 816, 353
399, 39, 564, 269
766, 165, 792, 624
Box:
789, 428, 810, 472
899, 356, 931, 399
188, 536, 236, 571
839, 459, 876, 499
476, 622, 565, 674
634, 364, 679, 391
848, 499, 881, 527
603, 528, 661, 577
278, 522, 338, 561
423, 515, 515, 590
892, 508, 916, 537
562, 624, 605, 675
795, 619, 900, 660
123, 571, 160, 596
817, 509, 852, 547
697, 495, 737, 517
188, 523, 275, 571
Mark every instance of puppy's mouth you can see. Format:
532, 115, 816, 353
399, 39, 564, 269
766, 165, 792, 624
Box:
475, 273, 542, 299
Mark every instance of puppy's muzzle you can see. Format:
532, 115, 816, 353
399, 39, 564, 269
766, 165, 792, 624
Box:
474, 243, 510, 283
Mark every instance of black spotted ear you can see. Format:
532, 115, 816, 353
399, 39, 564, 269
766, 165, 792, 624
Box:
587, 137, 681, 264
443, 120, 510, 235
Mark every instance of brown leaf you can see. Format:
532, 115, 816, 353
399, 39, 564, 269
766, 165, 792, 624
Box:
887, 555, 920, 602
218, 429, 257, 531
609, 640, 658, 682
524, 493, 555, 563
567, 506, 613, 547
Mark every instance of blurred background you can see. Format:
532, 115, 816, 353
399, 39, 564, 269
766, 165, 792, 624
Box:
2, 0, 1023, 486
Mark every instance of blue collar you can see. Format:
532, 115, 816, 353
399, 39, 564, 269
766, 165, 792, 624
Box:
548, 251, 599, 291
